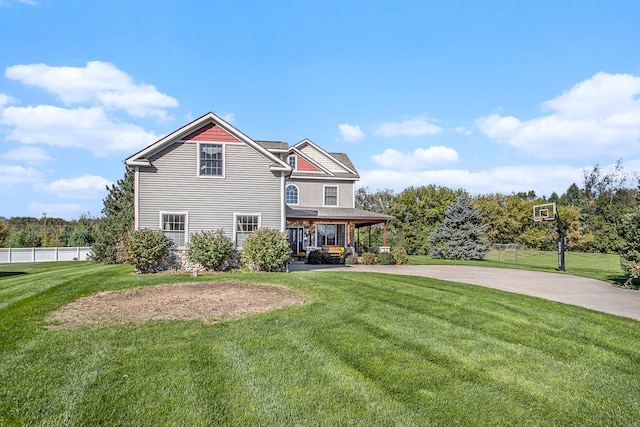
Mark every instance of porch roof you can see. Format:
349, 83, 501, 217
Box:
286, 206, 394, 226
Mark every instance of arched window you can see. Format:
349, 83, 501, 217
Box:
285, 185, 299, 205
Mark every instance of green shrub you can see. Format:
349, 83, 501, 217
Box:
307, 250, 324, 264
241, 229, 291, 272
377, 252, 395, 265
345, 254, 359, 265
126, 228, 171, 273
67, 228, 95, 247
9, 228, 41, 248
187, 230, 233, 271
392, 246, 409, 265
362, 252, 376, 265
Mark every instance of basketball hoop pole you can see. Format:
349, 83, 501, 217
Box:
557, 214, 566, 272
533, 202, 566, 272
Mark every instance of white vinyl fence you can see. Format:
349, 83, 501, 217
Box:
0, 247, 92, 263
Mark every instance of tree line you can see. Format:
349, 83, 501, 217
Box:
0, 214, 100, 248
356, 161, 640, 255
0, 168, 134, 253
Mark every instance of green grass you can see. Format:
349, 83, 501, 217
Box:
410, 249, 626, 284
1, 261, 639, 426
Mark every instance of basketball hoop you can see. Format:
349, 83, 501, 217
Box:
532, 202, 566, 272
533, 203, 555, 222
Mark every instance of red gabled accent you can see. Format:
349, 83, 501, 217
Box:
293, 154, 321, 172
182, 123, 241, 142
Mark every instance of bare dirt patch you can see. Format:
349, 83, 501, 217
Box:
46, 281, 305, 329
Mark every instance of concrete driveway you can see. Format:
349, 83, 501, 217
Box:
290, 263, 640, 321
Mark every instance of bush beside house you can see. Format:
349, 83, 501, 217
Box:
186, 230, 234, 271
241, 229, 291, 272
124, 229, 172, 273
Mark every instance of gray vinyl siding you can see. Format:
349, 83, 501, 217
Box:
138, 140, 282, 243
288, 178, 354, 208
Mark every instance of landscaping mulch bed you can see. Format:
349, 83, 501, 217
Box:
46, 281, 304, 328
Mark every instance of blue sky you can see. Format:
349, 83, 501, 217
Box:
1, 0, 640, 219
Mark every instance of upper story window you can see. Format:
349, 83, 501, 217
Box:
285, 185, 299, 205
199, 143, 223, 176
324, 185, 338, 206
161, 213, 186, 247
288, 155, 297, 170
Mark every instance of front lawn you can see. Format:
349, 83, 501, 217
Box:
0, 261, 639, 425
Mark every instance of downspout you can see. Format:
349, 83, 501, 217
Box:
134, 166, 140, 230
280, 171, 286, 231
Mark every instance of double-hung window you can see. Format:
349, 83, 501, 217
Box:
288, 155, 297, 170
235, 214, 259, 248
161, 213, 186, 247
199, 143, 223, 176
324, 185, 338, 206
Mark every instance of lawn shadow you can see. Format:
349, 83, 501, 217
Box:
608, 274, 639, 290
0, 271, 27, 278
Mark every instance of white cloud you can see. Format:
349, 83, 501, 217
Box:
371, 146, 459, 169
221, 112, 235, 123
360, 164, 584, 197
5, 61, 178, 119
338, 123, 365, 142
1, 146, 53, 164
40, 174, 111, 199
0, 0, 37, 5
0, 164, 44, 186
476, 72, 640, 159
1, 105, 160, 156
0, 93, 18, 107
374, 117, 442, 137
455, 126, 472, 136
27, 202, 86, 219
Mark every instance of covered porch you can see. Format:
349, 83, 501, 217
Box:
285, 206, 394, 259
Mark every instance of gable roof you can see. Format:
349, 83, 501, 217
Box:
125, 112, 291, 172
289, 139, 360, 180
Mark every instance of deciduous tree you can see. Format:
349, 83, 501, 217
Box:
388, 185, 465, 255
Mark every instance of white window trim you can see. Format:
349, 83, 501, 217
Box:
285, 184, 300, 205
233, 213, 262, 249
315, 222, 347, 247
197, 142, 226, 178
288, 154, 297, 170
159, 211, 189, 248
323, 184, 339, 207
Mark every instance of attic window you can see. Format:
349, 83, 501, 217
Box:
199, 143, 223, 176
288, 155, 297, 170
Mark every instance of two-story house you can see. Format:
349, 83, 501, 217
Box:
125, 112, 392, 258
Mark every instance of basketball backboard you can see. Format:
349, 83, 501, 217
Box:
533, 202, 556, 222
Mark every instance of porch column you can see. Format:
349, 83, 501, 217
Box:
383, 222, 387, 246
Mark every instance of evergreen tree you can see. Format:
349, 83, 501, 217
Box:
91, 167, 134, 263
619, 208, 640, 287
429, 196, 489, 260
559, 183, 582, 206
388, 185, 465, 255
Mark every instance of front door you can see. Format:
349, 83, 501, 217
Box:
287, 227, 304, 254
